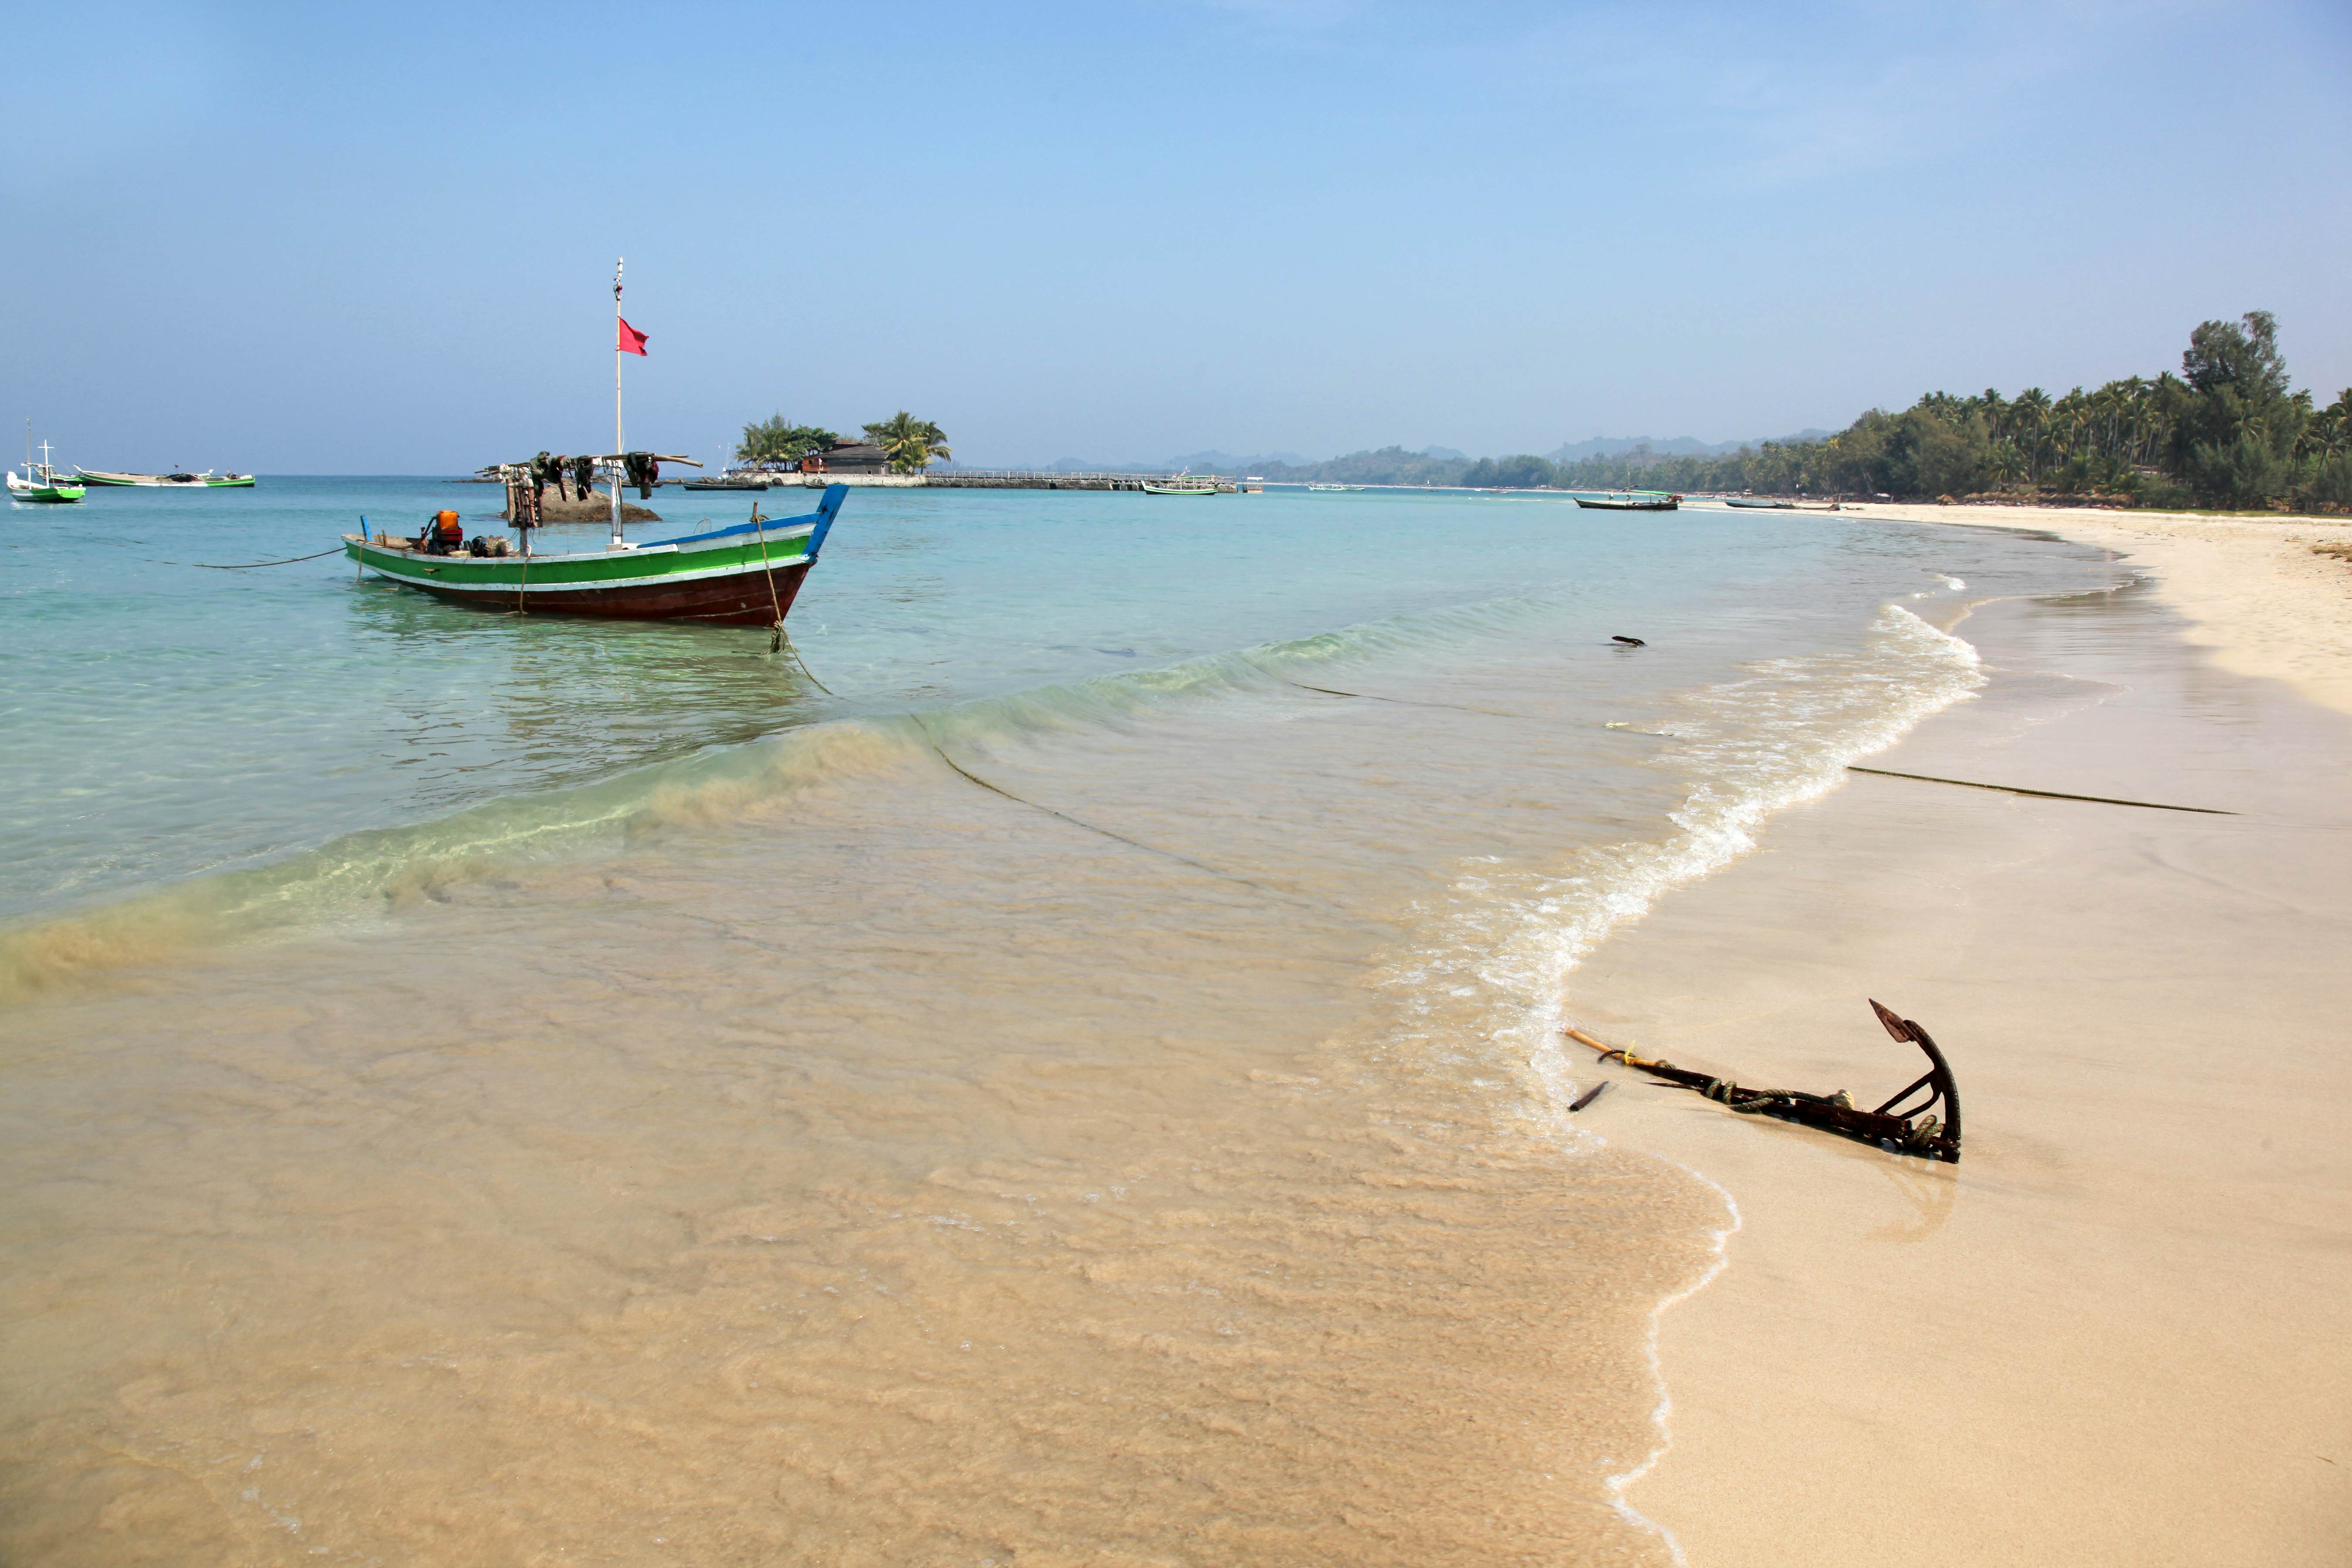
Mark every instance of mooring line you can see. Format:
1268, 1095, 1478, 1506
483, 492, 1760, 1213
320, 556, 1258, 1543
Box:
151, 547, 347, 569
912, 716, 1307, 898
779, 628, 835, 694
1250, 661, 1536, 720
1847, 766, 2235, 815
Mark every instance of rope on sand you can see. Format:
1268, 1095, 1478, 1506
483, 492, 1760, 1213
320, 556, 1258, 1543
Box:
1847, 766, 2236, 815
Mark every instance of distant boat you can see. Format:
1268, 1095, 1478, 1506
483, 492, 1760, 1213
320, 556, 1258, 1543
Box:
1725, 496, 1795, 509
74, 468, 256, 488
8, 436, 84, 504
1142, 472, 1220, 496
1574, 491, 1680, 511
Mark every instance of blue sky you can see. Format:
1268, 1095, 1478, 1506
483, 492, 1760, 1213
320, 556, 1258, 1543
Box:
5, 0, 2348, 471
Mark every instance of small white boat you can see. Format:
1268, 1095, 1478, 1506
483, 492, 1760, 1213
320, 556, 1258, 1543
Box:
1141, 470, 1220, 496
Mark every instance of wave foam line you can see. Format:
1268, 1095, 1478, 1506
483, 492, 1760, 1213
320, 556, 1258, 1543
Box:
1604, 1166, 1742, 1567
1496, 604, 1984, 1118
1469, 605, 1980, 1555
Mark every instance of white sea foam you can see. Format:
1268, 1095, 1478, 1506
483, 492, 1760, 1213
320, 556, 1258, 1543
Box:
1393, 602, 1983, 1554
1471, 603, 1984, 1128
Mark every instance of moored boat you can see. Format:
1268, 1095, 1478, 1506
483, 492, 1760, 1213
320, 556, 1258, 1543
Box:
73, 468, 255, 487
8, 437, 84, 504
1573, 491, 1680, 511
1725, 496, 1794, 509
344, 485, 847, 625
1141, 472, 1220, 495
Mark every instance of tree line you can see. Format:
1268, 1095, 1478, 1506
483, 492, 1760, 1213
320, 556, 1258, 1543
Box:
735, 411, 951, 472
1272, 313, 2352, 511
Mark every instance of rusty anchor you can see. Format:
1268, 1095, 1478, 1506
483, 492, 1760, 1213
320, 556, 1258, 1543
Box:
1563, 1000, 1963, 1163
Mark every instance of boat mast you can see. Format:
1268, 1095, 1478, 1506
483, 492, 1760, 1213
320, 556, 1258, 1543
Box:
611, 257, 626, 547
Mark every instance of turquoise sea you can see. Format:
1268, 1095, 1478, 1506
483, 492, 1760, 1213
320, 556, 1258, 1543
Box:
4, 478, 2114, 926
0, 478, 2125, 1564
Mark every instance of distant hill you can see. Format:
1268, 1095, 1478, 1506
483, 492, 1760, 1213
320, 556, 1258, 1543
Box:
1547, 431, 1835, 462
1162, 449, 1315, 473
953, 435, 1838, 485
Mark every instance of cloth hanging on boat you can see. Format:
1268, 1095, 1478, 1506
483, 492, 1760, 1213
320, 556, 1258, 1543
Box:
547, 454, 569, 501
529, 450, 552, 502
623, 452, 658, 499
571, 455, 595, 498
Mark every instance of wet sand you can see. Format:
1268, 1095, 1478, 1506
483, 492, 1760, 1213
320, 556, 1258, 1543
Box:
1576, 514, 2352, 1563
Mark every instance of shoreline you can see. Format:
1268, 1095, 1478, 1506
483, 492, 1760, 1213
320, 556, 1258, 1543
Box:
1580, 502, 2352, 1563
1844, 500, 2352, 718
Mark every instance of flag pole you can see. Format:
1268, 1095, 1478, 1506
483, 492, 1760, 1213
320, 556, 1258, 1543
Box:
611, 257, 625, 546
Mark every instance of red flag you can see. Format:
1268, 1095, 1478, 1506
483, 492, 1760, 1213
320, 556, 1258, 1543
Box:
616, 316, 649, 356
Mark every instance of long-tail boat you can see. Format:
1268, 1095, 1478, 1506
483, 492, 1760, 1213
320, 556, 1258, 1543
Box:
343, 482, 847, 626
1573, 490, 1680, 511
7, 437, 84, 504
74, 468, 256, 488
357, 260, 855, 627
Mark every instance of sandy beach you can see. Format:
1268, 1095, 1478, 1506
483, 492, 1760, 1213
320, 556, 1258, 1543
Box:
1583, 504, 2352, 1564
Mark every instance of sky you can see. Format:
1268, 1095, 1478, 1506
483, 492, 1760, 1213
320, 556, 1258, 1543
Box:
4, 0, 2348, 473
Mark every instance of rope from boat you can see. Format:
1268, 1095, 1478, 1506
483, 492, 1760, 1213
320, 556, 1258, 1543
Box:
914, 716, 1323, 906
781, 631, 834, 695
160, 547, 346, 569
743, 505, 835, 693
752, 506, 788, 654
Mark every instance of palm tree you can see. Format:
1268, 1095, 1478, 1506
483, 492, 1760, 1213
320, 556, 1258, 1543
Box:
861, 411, 953, 473
2011, 388, 2054, 480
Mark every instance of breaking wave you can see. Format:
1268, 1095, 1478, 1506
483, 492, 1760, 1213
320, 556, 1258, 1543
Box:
1378, 604, 1986, 1128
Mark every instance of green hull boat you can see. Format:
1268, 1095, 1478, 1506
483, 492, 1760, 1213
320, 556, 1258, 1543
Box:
74, 468, 256, 488
9, 438, 84, 503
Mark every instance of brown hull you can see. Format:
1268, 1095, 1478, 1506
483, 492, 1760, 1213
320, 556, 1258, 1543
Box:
402, 558, 815, 626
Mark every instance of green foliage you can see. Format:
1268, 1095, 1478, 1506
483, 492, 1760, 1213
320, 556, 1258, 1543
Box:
2169, 312, 2307, 506
1429, 312, 2343, 512
1460, 454, 1558, 488
737, 416, 839, 464
861, 411, 952, 472
2308, 453, 2352, 510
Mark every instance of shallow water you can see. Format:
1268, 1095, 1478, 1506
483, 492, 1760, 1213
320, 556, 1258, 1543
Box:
0, 483, 2123, 1563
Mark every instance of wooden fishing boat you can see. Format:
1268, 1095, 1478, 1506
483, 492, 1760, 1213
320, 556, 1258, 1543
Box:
1573, 491, 1680, 511
71, 470, 255, 487
1141, 473, 1219, 495
7, 438, 84, 504
1725, 496, 1794, 509
6, 470, 84, 503
344, 484, 848, 625
364, 261, 852, 627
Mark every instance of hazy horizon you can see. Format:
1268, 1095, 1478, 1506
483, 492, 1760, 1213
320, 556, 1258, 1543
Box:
6, 0, 2347, 474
